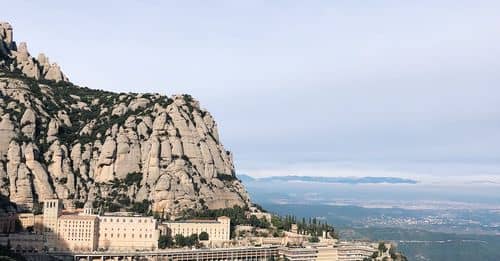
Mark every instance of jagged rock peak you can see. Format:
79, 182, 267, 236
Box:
0, 21, 68, 82
0, 21, 250, 216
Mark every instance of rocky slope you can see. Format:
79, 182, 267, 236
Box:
0, 22, 250, 216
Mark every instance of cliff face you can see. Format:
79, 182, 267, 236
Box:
0, 22, 250, 215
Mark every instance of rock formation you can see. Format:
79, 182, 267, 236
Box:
0, 22, 250, 215
0, 22, 68, 82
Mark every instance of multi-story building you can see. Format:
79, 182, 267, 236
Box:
279, 247, 318, 261
97, 213, 159, 251
15, 213, 44, 234
42, 199, 61, 249
315, 245, 338, 261
16, 213, 34, 230
57, 214, 99, 252
38, 199, 159, 252
161, 216, 230, 241
282, 244, 339, 261
336, 241, 377, 261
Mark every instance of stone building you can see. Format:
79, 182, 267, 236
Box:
97, 213, 159, 251
42, 199, 61, 249
336, 241, 378, 261
16, 213, 44, 233
279, 247, 318, 261
39, 199, 159, 252
57, 214, 99, 252
161, 216, 230, 241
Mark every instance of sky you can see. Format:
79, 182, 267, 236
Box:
3, 1, 500, 180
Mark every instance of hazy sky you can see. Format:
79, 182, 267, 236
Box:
3, 1, 500, 179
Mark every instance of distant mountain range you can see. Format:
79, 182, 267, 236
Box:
238, 174, 418, 184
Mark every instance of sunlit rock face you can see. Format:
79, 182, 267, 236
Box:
0, 21, 250, 215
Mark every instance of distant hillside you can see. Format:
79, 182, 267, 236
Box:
238, 174, 417, 184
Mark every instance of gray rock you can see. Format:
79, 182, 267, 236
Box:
0, 21, 251, 215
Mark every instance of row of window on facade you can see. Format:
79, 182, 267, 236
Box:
175, 228, 225, 235
101, 218, 154, 223
58, 234, 92, 241
102, 227, 152, 232
102, 233, 153, 239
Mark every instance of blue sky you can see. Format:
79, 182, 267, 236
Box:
3, 1, 500, 179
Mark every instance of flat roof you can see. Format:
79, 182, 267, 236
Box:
101, 212, 149, 217
164, 219, 220, 224
59, 215, 97, 220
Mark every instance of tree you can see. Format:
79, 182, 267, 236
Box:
153, 212, 162, 220
130, 199, 150, 214
188, 234, 199, 246
124, 172, 142, 186
158, 235, 173, 249
174, 234, 186, 247
308, 236, 320, 243
32, 202, 43, 215
173, 234, 198, 247
378, 242, 388, 253
199, 231, 209, 241
14, 219, 23, 232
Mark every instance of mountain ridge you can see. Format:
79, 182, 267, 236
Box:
238, 174, 418, 184
0, 21, 250, 216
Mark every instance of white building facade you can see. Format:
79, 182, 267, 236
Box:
161, 216, 230, 241
40, 199, 159, 252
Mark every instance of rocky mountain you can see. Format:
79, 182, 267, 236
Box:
0, 22, 250, 216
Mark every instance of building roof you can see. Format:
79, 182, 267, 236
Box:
101, 211, 149, 217
59, 214, 97, 221
61, 209, 83, 215
164, 219, 220, 224
163, 215, 230, 224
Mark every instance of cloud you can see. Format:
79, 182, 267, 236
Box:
3, 1, 500, 177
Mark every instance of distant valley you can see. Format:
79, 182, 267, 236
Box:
240, 174, 500, 261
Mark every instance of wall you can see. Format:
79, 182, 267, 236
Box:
161, 216, 230, 241
97, 215, 159, 251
